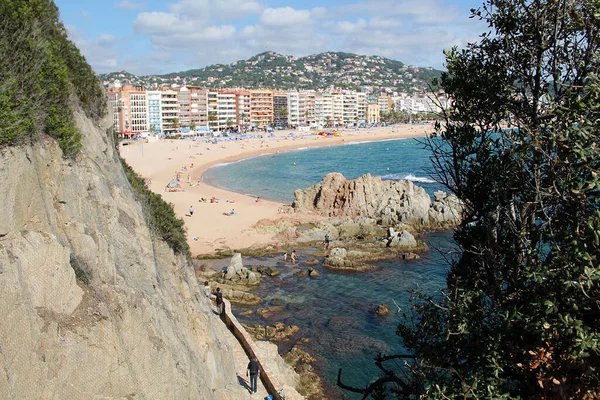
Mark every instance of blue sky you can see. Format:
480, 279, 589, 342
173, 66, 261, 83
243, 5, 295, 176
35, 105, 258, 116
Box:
54, 0, 487, 75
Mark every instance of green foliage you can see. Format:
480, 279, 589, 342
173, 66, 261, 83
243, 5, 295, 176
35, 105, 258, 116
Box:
0, 0, 106, 157
395, 0, 600, 398
101, 52, 441, 93
120, 157, 190, 258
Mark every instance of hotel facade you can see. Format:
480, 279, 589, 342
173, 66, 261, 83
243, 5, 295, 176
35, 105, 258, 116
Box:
107, 81, 448, 135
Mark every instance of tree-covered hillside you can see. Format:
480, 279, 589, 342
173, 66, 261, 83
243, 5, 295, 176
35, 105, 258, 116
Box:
0, 0, 106, 156
101, 51, 442, 93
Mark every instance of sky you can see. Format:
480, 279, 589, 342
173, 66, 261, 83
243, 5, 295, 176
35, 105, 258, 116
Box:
54, 0, 488, 76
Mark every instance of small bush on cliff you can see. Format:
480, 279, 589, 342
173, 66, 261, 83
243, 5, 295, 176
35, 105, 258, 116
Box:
0, 0, 106, 157
120, 158, 191, 258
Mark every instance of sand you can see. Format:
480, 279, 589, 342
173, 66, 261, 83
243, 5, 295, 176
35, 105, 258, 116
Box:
122, 124, 432, 255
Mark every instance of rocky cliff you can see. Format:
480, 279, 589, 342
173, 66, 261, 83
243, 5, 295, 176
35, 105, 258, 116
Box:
0, 110, 248, 398
292, 173, 461, 228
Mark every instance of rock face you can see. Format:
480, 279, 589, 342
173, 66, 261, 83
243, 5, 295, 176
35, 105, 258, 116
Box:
0, 111, 247, 398
292, 173, 462, 228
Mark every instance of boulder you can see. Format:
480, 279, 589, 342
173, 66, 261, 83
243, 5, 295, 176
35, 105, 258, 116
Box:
375, 303, 390, 316
221, 253, 260, 286
388, 230, 417, 248
308, 268, 319, 278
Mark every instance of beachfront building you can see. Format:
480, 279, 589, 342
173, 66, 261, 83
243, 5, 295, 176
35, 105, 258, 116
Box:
342, 91, 358, 126
377, 93, 393, 114
250, 90, 273, 129
147, 90, 162, 135
357, 92, 367, 123
108, 84, 148, 135
367, 103, 380, 124
160, 90, 179, 135
177, 87, 191, 129
273, 92, 288, 128
321, 93, 334, 127
207, 91, 218, 131
232, 90, 251, 131
217, 91, 236, 131
332, 92, 344, 126
287, 92, 307, 128
188, 86, 208, 129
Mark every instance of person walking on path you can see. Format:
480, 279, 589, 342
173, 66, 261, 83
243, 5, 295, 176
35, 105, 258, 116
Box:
203, 281, 212, 302
246, 358, 260, 394
215, 287, 223, 315
189, 205, 194, 216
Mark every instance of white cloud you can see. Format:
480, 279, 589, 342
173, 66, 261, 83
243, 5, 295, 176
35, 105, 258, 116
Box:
72, 0, 486, 74
115, 0, 145, 11
260, 7, 312, 27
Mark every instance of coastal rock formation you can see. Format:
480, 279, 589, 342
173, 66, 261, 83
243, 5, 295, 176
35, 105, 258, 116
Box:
324, 248, 378, 272
292, 173, 462, 228
0, 110, 247, 398
387, 230, 417, 248
244, 322, 300, 341
282, 345, 323, 399
220, 252, 261, 285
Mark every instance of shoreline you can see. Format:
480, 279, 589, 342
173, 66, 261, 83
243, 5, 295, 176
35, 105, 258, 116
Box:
122, 124, 432, 256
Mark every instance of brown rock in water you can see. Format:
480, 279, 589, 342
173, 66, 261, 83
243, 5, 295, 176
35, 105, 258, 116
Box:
292, 172, 462, 228
308, 267, 319, 277
243, 323, 299, 341
375, 303, 390, 316
295, 270, 308, 277
283, 346, 323, 398
257, 305, 285, 319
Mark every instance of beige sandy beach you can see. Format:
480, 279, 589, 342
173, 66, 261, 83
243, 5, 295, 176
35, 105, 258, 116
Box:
122, 124, 433, 255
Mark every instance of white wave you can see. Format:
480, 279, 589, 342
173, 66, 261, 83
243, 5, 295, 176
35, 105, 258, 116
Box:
403, 174, 436, 183
382, 173, 436, 183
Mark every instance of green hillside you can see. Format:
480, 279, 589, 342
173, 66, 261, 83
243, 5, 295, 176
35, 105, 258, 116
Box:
0, 0, 106, 156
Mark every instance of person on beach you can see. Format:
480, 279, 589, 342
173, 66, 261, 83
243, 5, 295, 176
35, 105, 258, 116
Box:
189, 206, 194, 216
324, 233, 330, 250
246, 357, 260, 394
215, 287, 223, 315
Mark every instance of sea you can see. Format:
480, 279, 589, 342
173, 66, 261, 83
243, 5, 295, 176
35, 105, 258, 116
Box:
203, 137, 457, 398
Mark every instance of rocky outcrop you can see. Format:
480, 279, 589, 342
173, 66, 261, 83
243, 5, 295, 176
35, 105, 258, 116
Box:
219, 252, 261, 286
244, 322, 300, 341
323, 248, 378, 272
0, 111, 247, 398
292, 173, 462, 228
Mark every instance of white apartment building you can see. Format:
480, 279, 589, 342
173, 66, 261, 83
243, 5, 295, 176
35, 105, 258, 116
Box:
160, 90, 178, 134
217, 92, 236, 130
322, 93, 333, 126
332, 93, 344, 126
342, 91, 358, 125
146, 91, 161, 133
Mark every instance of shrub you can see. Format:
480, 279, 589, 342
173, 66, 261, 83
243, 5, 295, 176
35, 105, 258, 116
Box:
0, 0, 106, 157
120, 157, 191, 258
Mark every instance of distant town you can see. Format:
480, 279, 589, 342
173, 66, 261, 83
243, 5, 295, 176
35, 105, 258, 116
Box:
104, 51, 450, 136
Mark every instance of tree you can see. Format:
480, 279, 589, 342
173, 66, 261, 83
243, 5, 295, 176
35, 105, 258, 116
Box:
339, 0, 600, 398
189, 121, 196, 132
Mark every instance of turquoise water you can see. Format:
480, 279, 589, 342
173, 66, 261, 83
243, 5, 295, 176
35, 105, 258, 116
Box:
203, 138, 445, 202
204, 138, 454, 397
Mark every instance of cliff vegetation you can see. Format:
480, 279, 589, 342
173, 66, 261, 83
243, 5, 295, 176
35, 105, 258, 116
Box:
0, 0, 106, 156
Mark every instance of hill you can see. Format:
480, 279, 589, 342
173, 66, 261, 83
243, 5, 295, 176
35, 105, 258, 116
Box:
100, 51, 442, 93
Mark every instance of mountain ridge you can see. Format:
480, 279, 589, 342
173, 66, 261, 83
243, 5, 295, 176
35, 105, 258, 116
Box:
100, 51, 443, 93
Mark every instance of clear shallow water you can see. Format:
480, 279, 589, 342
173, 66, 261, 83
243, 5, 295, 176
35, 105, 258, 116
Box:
203, 138, 445, 202
204, 138, 454, 397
